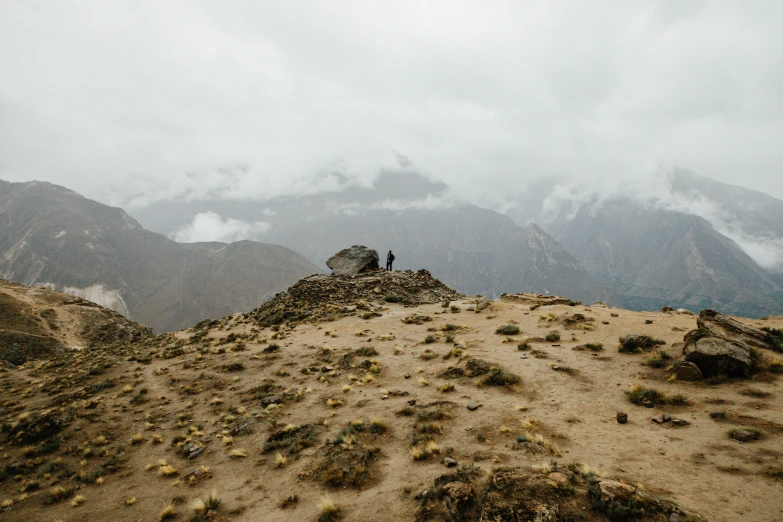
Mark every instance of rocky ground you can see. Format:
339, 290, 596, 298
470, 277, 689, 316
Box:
0, 271, 782, 522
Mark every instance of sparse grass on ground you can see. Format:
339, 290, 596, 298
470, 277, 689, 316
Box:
625, 384, 690, 406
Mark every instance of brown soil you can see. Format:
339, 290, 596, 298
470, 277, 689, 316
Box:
1, 277, 782, 521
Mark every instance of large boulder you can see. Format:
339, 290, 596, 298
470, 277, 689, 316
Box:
683, 334, 752, 378
325, 246, 380, 276
680, 310, 774, 378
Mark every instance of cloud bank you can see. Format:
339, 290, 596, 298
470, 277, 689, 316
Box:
170, 212, 271, 243
1, 1, 782, 210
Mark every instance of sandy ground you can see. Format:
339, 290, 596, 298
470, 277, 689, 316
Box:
1, 297, 782, 522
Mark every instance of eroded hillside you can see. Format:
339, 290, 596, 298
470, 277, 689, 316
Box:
1, 272, 782, 521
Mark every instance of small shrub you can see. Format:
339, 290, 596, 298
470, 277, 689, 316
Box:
225, 362, 245, 372
262, 344, 280, 353
355, 346, 378, 357
158, 464, 178, 477
279, 494, 299, 509
545, 331, 561, 342
517, 340, 531, 351
46, 485, 74, 504
424, 335, 437, 344
384, 294, 406, 304
317, 495, 341, 522
761, 327, 783, 352
438, 383, 455, 393
159, 502, 176, 520
482, 367, 520, 386
496, 324, 520, 335
369, 418, 387, 435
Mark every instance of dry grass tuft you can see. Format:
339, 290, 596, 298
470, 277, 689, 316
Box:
71, 495, 86, 507
275, 451, 288, 468
158, 464, 178, 477
318, 495, 341, 521
229, 449, 248, 458
159, 502, 176, 520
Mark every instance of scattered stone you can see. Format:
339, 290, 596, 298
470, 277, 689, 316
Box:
611, 313, 619, 317
467, 402, 481, 411
652, 414, 672, 424
645, 320, 654, 324
326, 245, 380, 275
670, 361, 703, 382
404, 372, 411, 379
709, 411, 726, 420
671, 419, 690, 427
616, 412, 628, 424
443, 457, 458, 467
730, 429, 759, 442
408, 399, 416, 406
260, 395, 283, 407
551, 365, 560, 371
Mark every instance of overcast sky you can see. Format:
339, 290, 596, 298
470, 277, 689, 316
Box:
1, 1, 783, 208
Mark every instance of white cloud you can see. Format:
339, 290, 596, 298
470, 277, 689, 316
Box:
170, 212, 271, 243
1, 1, 782, 208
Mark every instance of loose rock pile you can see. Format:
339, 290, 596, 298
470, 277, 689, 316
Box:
247, 269, 463, 327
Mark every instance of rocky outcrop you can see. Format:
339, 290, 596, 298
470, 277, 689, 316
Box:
681, 309, 776, 378
326, 245, 380, 276
247, 269, 462, 327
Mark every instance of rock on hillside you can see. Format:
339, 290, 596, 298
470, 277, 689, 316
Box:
0, 180, 322, 332
681, 309, 782, 378
326, 245, 380, 275
0, 279, 152, 366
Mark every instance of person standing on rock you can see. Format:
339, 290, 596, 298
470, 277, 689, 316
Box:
386, 250, 395, 271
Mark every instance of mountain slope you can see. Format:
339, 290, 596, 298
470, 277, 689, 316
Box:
547, 198, 783, 317
0, 180, 321, 331
131, 172, 610, 304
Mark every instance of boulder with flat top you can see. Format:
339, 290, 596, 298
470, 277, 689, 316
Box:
326, 246, 380, 276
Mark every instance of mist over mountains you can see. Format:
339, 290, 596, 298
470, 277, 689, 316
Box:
128, 169, 783, 317
0, 180, 320, 332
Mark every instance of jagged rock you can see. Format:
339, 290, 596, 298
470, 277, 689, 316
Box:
443, 457, 458, 467
326, 245, 380, 275
696, 309, 771, 349
670, 361, 704, 382
680, 309, 782, 378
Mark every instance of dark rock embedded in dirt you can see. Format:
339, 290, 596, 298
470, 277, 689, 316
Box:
616, 412, 628, 424
443, 457, 457, 467
326, 245, 380, 276
730, 429, 759, 442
